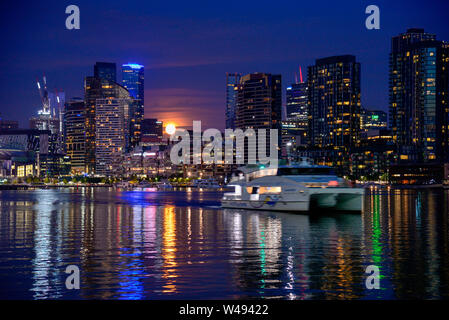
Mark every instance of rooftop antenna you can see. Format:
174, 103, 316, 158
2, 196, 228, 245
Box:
299, 66, 304, 83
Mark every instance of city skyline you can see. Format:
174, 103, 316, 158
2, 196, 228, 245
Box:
1, 1, 449, 129
2, 2, 449, 304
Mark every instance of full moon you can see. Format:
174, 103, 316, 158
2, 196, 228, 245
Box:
165, 123, 176, 135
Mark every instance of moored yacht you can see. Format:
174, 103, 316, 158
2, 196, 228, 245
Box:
190, 178, 221, 189
221, 160, 364, 212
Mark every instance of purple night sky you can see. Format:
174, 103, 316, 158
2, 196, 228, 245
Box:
1, 0, 448, 129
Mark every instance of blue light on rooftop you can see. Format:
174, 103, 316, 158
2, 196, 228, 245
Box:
123, 63, 144, 69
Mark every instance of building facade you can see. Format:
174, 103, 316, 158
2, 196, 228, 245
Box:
389, 28, 449, 163
235, 73, 282, 130
122, 63, 145, 149
361, 108, 388, 132
64, 98, 86, 174
94, 62, 117, 82
95, 98, 130, 176
234, 73, 282, 164
307, 55, 361, 172
84, 75, 131, 174
225, 72, 241, 129
286, 82, 308, 121
141, 118, 163, 145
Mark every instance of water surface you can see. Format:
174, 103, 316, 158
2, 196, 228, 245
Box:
0, 187, 448, 299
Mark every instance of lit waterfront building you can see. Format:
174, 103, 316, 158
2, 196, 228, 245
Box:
281, 120, 307, 161
84, 69, 132, 174
234, 73, 282, 163
349, 129, 395, 181
308, 55, 361, 148
389, 28, 449, 163
361, 108, 387, 131
225, 72, 241, 129
0, 129, 69, 177
122, 63, 144, 148
235, 73, 282, 130
307, 55, 361, 171
64, 98, 86, 174
95, 98, 131, 176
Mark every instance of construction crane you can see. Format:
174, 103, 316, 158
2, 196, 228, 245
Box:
36, 75, 51, 114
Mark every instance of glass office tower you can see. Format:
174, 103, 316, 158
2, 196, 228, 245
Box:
122, 63, 144, 148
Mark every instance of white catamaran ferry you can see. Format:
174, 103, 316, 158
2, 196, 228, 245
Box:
221, 160, 364, 212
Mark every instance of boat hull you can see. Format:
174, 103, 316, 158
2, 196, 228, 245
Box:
221, 199, 310, 211
222, 188, 364, 213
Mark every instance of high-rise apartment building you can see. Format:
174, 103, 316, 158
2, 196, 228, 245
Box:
389, 28, 449, 163
64, 98, 86, 174
84, 76, 131, 174
235, 73, 282, 130
95, 98, 130, 176
225, 73, 241, 129
234, 73, 282, 163
308, 55, 361, 149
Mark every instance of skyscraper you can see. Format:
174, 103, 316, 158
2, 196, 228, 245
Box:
286, 67, 308, 122
122, 63, 145, 148
95, 98, 130, 176
234, 73, 282, 163
235, 73, 282, 130
307, 55, 361, 171
286, 82, 308, 121
122, 63, 144, 103
389, 28, 449, 163
64, 98, 86, 174
94, 62, 117, 82
308, 55, 361, 149
84, 76, 131, 174
225, 73, 241, 129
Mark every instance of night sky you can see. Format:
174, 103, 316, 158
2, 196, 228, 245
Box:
1, 0, 448, 129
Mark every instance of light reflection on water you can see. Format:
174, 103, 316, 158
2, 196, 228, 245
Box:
0, 187, 448, 299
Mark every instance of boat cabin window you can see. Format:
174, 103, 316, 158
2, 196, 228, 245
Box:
277, 167, 336, 176
259, 186, 281, 194
246, 186, 259, 194
246, 186, 281, 194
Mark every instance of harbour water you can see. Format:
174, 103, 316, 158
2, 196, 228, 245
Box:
0, 187, 448, 299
